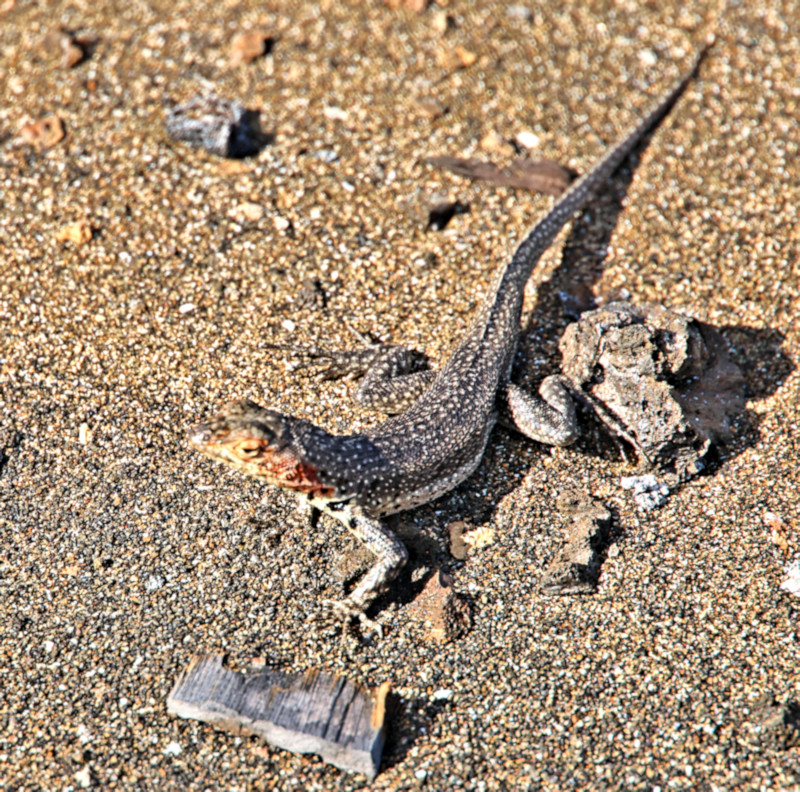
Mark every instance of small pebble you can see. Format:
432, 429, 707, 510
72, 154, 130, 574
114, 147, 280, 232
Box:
231, 202, 264, 222
55, 220, 93, 245
515, 129, 542, 150
165, 94, 264, 158
780, 560, 800, 597
323, 106, 349, 122
229, 30, 272, 66
19, 115, 65, 148
73, 767, 92, 789
506, 5, 533, 22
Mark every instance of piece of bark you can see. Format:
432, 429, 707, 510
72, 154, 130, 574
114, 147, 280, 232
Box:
541, 490, 611, 595
425, 156, 572, 196
407, 570, 473, 642
167, 654, 388, 780
559, 302, 746, 489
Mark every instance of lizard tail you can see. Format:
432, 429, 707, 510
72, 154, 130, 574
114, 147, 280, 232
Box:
507, 41, 712, 280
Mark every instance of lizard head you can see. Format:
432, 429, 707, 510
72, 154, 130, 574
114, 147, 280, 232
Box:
187, 399, 337, 497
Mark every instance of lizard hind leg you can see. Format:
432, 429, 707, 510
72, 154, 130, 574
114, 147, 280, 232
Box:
502, 376, 580, 447
298, 343, 435, 414
354, 348, 435, 413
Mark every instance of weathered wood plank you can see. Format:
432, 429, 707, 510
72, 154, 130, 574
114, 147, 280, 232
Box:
167, 654, 389, 780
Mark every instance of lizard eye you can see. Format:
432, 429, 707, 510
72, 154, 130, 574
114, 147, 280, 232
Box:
237, 443, 262, 458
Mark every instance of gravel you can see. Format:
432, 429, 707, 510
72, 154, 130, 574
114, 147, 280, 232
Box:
1, 1, 798, 790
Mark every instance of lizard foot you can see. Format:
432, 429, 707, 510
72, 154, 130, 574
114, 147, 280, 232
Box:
318, 598, 384, 642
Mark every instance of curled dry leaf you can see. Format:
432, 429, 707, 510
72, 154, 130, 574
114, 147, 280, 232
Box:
19, 116, 65, 148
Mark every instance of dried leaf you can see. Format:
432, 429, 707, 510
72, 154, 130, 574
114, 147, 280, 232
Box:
425, 155, 571, 196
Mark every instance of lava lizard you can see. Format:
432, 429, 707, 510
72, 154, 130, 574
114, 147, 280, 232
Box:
189, 49, 707, 636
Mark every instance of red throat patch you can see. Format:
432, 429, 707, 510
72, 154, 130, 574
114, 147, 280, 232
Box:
254, 446, 336, 497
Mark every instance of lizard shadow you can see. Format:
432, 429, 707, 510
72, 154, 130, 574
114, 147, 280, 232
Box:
383, 140, 794, 606
500, 140, 792, 500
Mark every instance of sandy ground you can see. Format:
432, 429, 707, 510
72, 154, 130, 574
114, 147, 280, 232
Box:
1, 0, 798, 789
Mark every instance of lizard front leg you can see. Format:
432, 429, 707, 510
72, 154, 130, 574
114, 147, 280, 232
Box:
318, 501, 409, 638
501, 376, 579, 447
